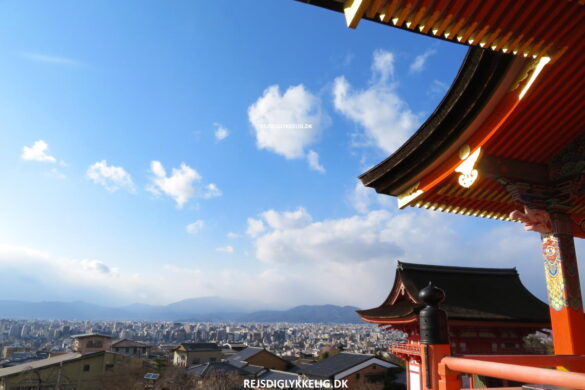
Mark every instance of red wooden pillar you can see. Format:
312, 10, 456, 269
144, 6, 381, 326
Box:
542, 212, 585, 355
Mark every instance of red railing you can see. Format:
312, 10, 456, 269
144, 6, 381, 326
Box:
390, 342, 422, 356
438, 355, 585, 390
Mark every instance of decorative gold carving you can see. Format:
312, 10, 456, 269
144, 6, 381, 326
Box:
397, 182, 424, 209
455, 147, 481, 188
459, 144, 471, 160
510, 57, 551, 99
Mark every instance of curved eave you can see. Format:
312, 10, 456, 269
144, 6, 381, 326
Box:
358, 313, 419, 325
359, 47, 524, 196
295, 0, 583, 59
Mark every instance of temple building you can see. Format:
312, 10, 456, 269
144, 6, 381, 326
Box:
298, 0, 585, 388
358, 262, 550, 389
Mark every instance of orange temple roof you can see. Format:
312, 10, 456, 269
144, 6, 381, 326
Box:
298, 0, 585, 237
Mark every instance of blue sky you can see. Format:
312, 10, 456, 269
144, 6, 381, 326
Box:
1, 0, 581, 309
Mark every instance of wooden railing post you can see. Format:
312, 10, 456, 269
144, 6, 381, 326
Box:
419, 283, 454, 390
438, 360, 461, 390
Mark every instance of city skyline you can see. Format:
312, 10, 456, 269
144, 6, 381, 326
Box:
1, 0, 581, 308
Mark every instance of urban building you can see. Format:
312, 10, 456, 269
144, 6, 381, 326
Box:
301, 352, 401, 390
172, 342, 222, 367
228, 347, 292, 371
71, 334, 112, 355
111, 339, 151, 359
0, 351, 142, 390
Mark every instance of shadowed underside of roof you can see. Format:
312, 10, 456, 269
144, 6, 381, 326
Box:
296, 0, 583, 59
297, 0, 585, 237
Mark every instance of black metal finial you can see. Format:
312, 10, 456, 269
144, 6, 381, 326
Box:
419, 282, 446, 307
419, 282, 449, 345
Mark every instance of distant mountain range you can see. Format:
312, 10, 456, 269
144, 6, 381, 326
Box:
0, 298, 362, 323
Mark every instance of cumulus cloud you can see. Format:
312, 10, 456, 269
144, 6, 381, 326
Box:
350, 181, 376, 214
80, 259, 119, 276
0, 244, 123, 302
246, 218, 266, 237
348, 181, 393, 214
253, 209, 407, 264
248, 84, 329, 170
261, 207, 312, 230
409, 49, 437, 73
21, 140, 57, 163
203, 183, 222, 199
216, 245, 234, 254
86, 160, 134, 192
307, 150, 325, 173
333, 49, 421, 154
147, 161, 220, 208
186, 220, 205, 234
1, 217, 582, 307
214, 123, 229, 141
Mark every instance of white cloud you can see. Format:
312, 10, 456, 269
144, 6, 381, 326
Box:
246, 218, 266, 237
307, 150, 325, 173
333, 49, 421, 154
348, 181, 394, 213
86, 160, 134, 192
49, 168, 67, 180
253, 209, 407, 264
21, 140, 57, 163
80, 259, 119, 276
0, 244, 121, 302
214, 123, 229, 141
227, 232, 240, 239
261, 207, 312, 230
350, 181, 375, 214
2, 217, 582, 307
186, 220, 205, 234
248, 84, 328, 170
21, 52, 81, 67
429, 79, 449, 97
147, 161, 220, 208
372, 49, 395, 83
203, 183, 222, 199
409, 49, 437, 73
216, 245, 234, 254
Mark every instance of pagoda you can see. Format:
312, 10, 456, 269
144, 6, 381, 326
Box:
297, 0, 585, 388
358, 261, 550, 389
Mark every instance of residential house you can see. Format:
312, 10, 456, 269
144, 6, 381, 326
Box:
71, 334, 112, 355
111, 339, 151, 358
228, 347, 292, 371
172, 343, 222, 367
300, 352, 403, 390
0, 351, 143, 390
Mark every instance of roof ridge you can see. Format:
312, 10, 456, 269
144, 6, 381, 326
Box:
398, 261, 518, 275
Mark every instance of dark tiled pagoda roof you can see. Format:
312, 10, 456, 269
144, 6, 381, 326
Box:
357, 262, 550, 324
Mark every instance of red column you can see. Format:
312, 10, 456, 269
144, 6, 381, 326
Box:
542, 212, 585, 354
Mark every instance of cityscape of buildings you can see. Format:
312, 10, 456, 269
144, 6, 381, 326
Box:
0, 319, 409, 389
0, 319, 405, 365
